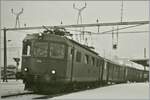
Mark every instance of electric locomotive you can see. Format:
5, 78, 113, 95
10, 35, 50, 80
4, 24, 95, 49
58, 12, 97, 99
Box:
21, 28, 101, 92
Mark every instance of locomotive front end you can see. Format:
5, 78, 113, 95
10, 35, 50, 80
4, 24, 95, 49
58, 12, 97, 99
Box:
21, 32, 68, 92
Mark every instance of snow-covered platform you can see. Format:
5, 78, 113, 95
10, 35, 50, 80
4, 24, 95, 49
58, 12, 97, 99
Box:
0, 80, 26, 96
52, 82, 149, 100
1, 80, 149, 100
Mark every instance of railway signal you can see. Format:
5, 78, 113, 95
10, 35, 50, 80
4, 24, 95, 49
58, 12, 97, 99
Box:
13, 58, 20, 68
13, 58, 20, 80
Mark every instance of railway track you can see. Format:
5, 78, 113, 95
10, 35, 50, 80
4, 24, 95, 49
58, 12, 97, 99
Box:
1, 91, 34, 98
33, 85, 106, 99
1, 90, 73, 99
1, 84, 109, 99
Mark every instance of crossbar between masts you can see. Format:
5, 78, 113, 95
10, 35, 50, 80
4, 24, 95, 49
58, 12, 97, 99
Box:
1, 20, 149, 31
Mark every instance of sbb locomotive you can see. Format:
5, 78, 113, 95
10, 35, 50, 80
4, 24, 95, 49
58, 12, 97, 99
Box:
21, 28, 149, 92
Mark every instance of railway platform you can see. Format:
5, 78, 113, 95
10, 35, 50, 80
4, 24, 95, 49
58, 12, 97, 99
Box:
52, 82, 149, 100
1, 80, 25, 96
1, 80, 149, 99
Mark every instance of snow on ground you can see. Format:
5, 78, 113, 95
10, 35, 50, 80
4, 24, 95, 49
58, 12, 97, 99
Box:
0, 80, 25, 96
1, 79, 45, 100
0, 80, 149, 100
52, 82, 150, 100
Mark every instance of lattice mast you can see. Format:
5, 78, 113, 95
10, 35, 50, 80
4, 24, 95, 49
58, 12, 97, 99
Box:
73, 3, 87, 43
11, 8, 24, 28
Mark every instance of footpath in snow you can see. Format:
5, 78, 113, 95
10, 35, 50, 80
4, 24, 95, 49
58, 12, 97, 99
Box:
1, 80, 149, 100
52, 82, 149, 100
0, 80, 26, 96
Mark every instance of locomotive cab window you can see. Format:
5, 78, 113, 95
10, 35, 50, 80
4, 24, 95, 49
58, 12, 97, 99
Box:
76, 51, 82, 62
23, 40, 31, 56
33, 42, 48, 57
49, 43, 65, 59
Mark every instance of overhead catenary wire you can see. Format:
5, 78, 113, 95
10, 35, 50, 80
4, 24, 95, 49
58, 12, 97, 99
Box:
1, 24, 148, 36
69, 31, 149, 35
66, 24, 148, 35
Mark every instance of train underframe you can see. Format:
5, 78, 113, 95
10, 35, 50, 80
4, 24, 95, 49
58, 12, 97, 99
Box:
23, 75, 109, 93
23, 73, 147, 93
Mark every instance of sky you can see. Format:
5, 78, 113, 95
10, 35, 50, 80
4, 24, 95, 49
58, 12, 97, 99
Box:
0, 1, 149, 66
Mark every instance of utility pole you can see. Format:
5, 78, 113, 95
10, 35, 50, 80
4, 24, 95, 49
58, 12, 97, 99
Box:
120, 0, 124, 22
61, 21, 63, 25
3, 28, 7, 82
143, 48, 146, 81
11, 8, 24, 28
144, 48, 146, 58
96, 18, 100, 33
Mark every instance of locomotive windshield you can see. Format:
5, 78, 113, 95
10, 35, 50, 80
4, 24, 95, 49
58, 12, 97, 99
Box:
33, 42, 48, 57
49, 43, 65, 59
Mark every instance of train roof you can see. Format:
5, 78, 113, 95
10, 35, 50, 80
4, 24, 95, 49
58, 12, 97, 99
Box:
103, 57, 145, 70
116, 59, 145, 70
67, 38, 99, 55
123, 60, 144, 70
24, 33, 99, 55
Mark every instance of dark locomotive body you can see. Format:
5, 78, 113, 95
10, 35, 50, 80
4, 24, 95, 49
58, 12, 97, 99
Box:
21, 29, 149, 92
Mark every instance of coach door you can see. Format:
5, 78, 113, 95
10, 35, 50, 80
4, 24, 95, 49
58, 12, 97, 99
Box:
70, 47, 75, 82
99, 59, 104, 81
102, 61, 108, 82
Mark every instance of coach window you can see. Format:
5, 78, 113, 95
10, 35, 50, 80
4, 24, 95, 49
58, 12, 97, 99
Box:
104, 62, 107, 70
96, 59, 99, 67
84, 55, 89, 64
91, 57, 95, 66
76, 51, 82, 62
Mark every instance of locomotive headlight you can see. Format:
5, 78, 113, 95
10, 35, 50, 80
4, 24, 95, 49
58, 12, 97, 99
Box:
39, 33, 42, 36
38, 33, 43, 40
51, 70, 56, 74
24, 67, 28, 72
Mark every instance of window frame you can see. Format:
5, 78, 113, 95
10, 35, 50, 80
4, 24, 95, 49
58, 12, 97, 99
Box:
84, 54, 89, 64
76, 51, 82, 62
22, 40, 32, 56
33, 41, 49, 57
91, 57, 95, 66
49, 41, 66, 59
32, 40, 66, 59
